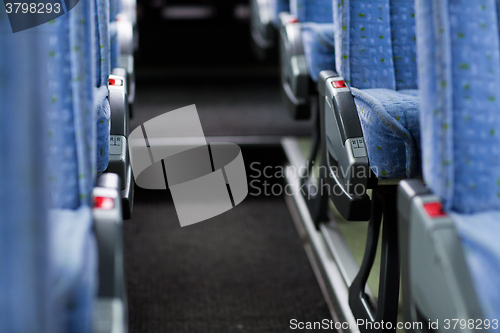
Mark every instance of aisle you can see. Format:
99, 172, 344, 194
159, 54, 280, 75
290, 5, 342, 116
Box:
130, 70, 313, 138
123, 147, 333, 332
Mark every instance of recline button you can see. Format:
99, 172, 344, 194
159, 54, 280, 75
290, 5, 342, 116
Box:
423, 202, 447, 218
108, 78, 123, 86
332, 80, 347, 88
94, 196, 115, 209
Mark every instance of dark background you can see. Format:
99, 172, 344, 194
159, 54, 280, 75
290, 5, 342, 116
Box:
136, 0, 258, 68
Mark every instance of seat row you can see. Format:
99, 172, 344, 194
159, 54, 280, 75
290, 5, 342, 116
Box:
252, 0, 500, 331
0, 0, 137, 331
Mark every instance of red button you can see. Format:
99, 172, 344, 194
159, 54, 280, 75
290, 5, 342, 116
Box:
423, 202, 447, 218
289, 17, 299, 23
94, 196, 115, 210
108, 78, 123, 86
332, 80, 347, 88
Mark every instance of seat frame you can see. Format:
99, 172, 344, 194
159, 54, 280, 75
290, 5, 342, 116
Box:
93, 173, 129, 333
116, 16, 136, 113
250, 0, 279, 60
300, 69, 402, 332
107, 71, 135, 219
398, 180, 485, 333
279, 13, 316, 120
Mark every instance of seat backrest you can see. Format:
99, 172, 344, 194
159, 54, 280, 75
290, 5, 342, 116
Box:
43, 7, 96, 210
0, 12, 56, 333
95, 0, 110, 87
45, 2, 100, 332
416, 0, 500, 214
333, 0, 395, 88
291, 0, 333, 23
95, 0, 111, 174
109, 0, 120, 70
391, 0, 417, 89
0, 0, 98, 331
333, 0, 417, 90
44, 3, 98, 333
270, 0, 290, 27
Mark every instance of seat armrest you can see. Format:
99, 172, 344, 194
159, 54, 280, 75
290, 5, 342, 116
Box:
107, 73, 134, 218
250, 0, 279, 60
279, 18, 311, 119
250, 0, 273, 48
398, 180, 484, 331
397, 179, 430, 221
93, 173, 125, 299
108, 72, 129, 137
318, 71, 372, 220
93, 173, 128, 333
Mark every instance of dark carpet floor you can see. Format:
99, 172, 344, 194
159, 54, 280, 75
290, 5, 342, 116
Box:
130, 73, 313, 137
124, 147, 332, 332
124, 71, 330, 332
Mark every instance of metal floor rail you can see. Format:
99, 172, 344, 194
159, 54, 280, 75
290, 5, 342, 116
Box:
282, 136, 378, 333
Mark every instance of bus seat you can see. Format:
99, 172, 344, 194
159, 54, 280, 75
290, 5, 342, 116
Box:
109, 21, 119, 73
0, 11, 57, 333
111, 0, 136, 116
399, 0, 500, 329
291, 0, 333, 23
250, 0, 289, 60
1, 0, 129, 331
279, 0, 333, 119
301, 23, 335, 83
111, 0, 136, 111
116, 14, 135, 108
119, 0, 137, 29
96, 0, 134, 219
95, 85, 111, 175
272, 0, 291, 27
42, 5, 98, 332
109, 0, 120, 71
314, 0, 419, 222
296, 0, 419, 330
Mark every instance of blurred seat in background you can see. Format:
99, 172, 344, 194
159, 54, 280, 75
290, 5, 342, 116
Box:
96, 0, 135, 218
250, 0, 289, 60
279, 0, 334, 120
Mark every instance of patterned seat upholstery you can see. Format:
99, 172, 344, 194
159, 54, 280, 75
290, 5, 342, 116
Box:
271, 0, 290, 27
301, 23, 335, 82
416, 0, 500, 320
292, 0, 333, 23
42, 2, 99, 332
95, 0, 111, 174
1, 1, 101, 332
291, 0, 334, 82
109, 0, 120, 70
333, 0, 420, 179
0, 11, 57, 333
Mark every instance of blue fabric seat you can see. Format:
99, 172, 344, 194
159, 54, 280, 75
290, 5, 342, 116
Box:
416, 0, 500, 321
41, 2, 99, 332
271, 0, 290, 27
352, 88, 421, 178
95, 0, 111, 174
292, 0, 333, 23
0, 11, 57, 333
290, 0, 334, 82
1, 0, 99, 331
109, 0, 120, 70
301, 23, 335, 82
333, 0, 420, 179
